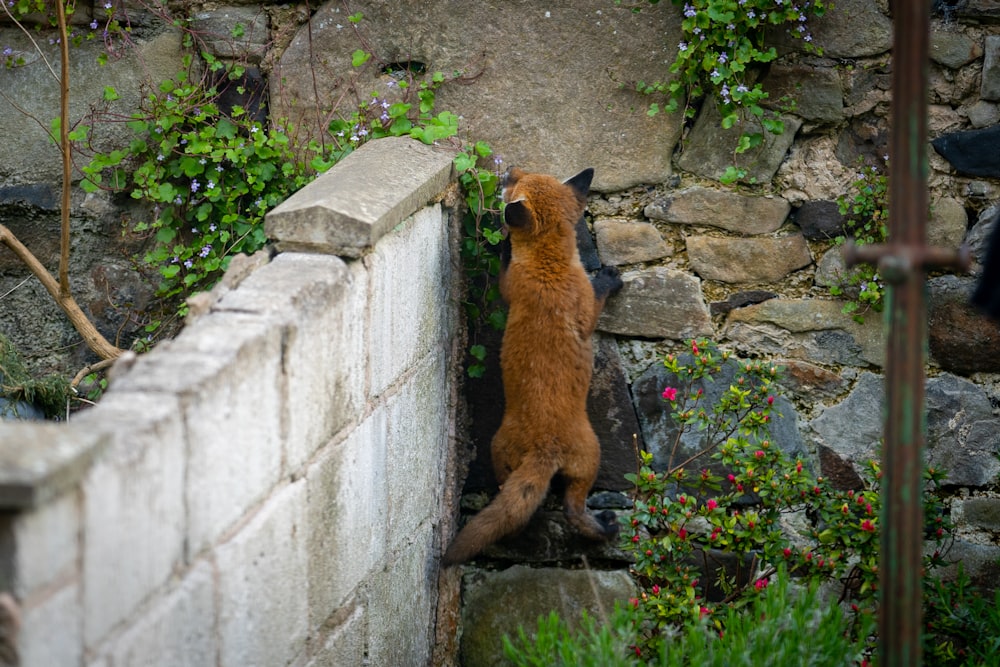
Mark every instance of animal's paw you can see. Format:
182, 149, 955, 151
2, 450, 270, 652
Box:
592, 265, 624, 298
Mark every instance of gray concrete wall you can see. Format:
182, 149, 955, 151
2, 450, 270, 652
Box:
0, 137, 462, 667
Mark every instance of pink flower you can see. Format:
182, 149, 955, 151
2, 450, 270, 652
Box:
691, 340, 700, 354
754, 578, 768, 591
705, 498, 718, 511
861, 519, 875, 532
662, 386, 678, 401
767, 395, 775, 405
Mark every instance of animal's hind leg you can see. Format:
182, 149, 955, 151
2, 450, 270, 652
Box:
561, 432, 619, 542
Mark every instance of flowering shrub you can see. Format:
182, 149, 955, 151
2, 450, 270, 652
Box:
621, 338, 953, 658
833, 159, 889, 321
634, 0, 824, 182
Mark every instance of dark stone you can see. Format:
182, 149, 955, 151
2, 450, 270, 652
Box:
925, 373, 1000, 487
792, 200, 847, 241
931, 125, 1000, 178
946, 0, 1000, 24
960, 497, 1000, 532
818, 445, 865, 491
710, 290, 779, 317
938, 540, 1000, 595
777, 360, 848, 401
928, 275, 1000, 374
0, 184, 57, 211
213, 66, 269, 126
462, 325, 504, 493
589, 336, 642, 491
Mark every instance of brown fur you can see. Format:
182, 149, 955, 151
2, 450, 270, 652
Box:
443, 167, 621, 566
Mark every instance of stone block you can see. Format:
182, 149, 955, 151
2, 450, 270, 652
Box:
266, 137, 455, 257
272, 1, 682, 191
594, 218, 672, 266
216, 252, 366, 472
98, 562, 216, 667
190, 6, 269, 62
74, 392, 187, 647
385, 354, 448, 550
724, 298, 885, 367
368, 204, 455, 396
0, 30, 184, 185
367, 532, 436, 667
597, 267, 712, 339
19, 582, 81, 667
10, 486, 78, 599
217, 480, 309, 667
305, 605, 366, 667
115, 313, 285, 556
686, 234, 812, 283
930, 29, 983, 69
676, 104, 802, 184
645, 187, 791, 235
0, 423, 103, 509
762, 65, 844, 123
306, 414, 388, 628
459, 565, 635, 667
983, 35, 1000, 101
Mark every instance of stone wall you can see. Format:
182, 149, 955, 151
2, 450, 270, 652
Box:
4, 0, 1000, 665
0, 137, 462, 666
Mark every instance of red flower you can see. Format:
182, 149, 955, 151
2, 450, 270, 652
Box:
662, 386, 678, 401
767, 395, 774, 405
754, 578, 768, 591
705, 498, 718, 511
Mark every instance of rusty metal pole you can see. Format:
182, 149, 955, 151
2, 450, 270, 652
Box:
842, 2, 932, 665
881, 2, 929, 665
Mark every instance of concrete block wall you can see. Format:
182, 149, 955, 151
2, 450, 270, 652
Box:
0, 137, 461, 667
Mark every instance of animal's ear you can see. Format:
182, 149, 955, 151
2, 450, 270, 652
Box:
504, 198, 531, 229
564, 168, 595, 199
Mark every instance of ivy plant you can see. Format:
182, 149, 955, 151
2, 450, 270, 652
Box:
632, 0, 824, 182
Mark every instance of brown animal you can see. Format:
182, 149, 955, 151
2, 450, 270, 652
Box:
443, 166, 622, 565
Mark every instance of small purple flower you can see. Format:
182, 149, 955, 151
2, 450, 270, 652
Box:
215, 164, 224, 172
209, 223, 217, 232
358, 128, 369, 137
748, 10, 756, 18
718, 52, 728, 63
190, 179, 200, 193
381, 100, 390, 109
103, 2, 111, 8
184, 259, 193, 268
679, 41, 688, 51
711, 68, 720, 79
90, 19, 99, 29
207, 180, 215, 189
737, 84, 750, 93
683, 4, 697, 17
156, 154, 165, 162
2, 47, 12, 57
380, 112, 390, 122
199, 245, 211, 258
173, 196, 183, 205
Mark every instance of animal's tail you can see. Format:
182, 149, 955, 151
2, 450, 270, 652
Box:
442, 454, 558, 566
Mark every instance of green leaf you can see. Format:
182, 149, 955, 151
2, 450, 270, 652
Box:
103, 86, 120, 102
351, 49, 371, 67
